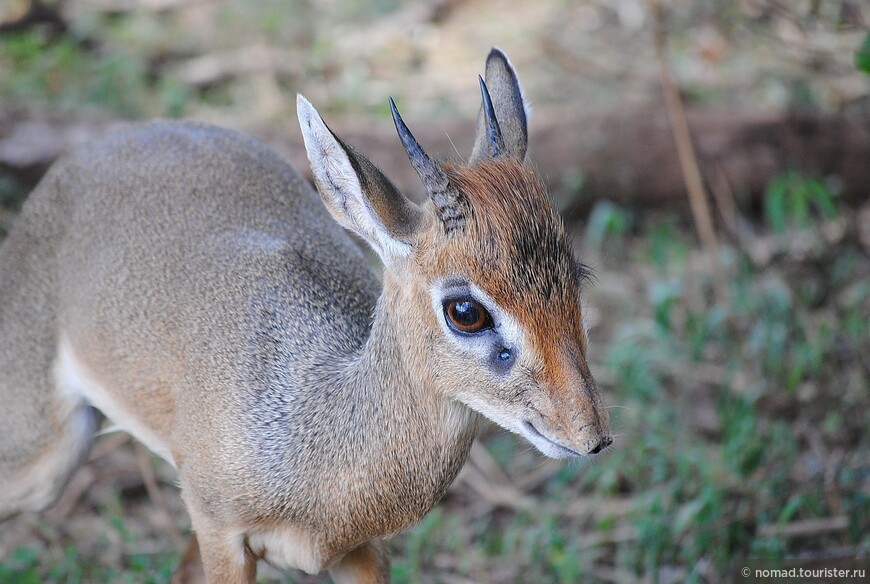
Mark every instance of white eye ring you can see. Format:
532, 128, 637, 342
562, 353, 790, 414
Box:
430, 280, 525, 351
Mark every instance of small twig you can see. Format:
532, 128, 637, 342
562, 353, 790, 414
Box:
541, 37, 629, 82
46, 466, 96, 521
425, 0, 469, 24
758, 516, 850, 538
586, 564, 644, 583
87, 431, 130, 461
514, 459, 561, 491
82, 0, 210, 15
173, 43, 302, 88
647, 0, 724, 303
561, 496, 635, 519
468, 441, 513, 486
711, 163, 739, 240
440, 575, 484, 584
824, 449, 845, 516
457, 460, 537, 512
134, 441, 184, 549
577, 526, 639, 549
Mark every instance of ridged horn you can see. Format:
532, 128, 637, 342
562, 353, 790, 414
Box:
478, 76, 505, 158
389, 97, 466, 232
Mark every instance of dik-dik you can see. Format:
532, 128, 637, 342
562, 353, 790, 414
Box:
0, 48, 612, 582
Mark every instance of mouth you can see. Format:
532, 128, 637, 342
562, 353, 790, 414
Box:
521, 420, 583, 458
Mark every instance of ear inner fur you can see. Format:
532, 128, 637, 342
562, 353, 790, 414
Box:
335, 137, 424, 242
470, 48, 529, 163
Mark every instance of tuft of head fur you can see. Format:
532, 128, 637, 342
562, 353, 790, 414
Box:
424, 159, 589, 357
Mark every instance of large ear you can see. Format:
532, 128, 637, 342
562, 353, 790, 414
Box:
297, 95, 425, 264
470, 48, 530, 163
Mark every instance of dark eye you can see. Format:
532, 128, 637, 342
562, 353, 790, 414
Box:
443, 298, 493, 334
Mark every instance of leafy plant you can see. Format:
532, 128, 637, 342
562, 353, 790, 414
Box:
856, 32, 870, 75
584, 200, 633, 248
763, 171, 838, 233
647, 217, 689, 273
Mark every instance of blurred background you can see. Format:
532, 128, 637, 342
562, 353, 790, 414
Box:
0, 0, 868, 582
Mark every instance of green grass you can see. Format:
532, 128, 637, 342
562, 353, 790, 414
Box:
0, 544, 178, 584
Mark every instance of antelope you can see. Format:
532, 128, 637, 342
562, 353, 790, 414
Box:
0, 48, 612, 583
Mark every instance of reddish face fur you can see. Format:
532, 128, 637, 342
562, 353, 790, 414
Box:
409, 158, 610, 449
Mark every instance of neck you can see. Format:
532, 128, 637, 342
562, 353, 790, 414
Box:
348, 271, 478, 452
327, 271, 478, 532
250, 270, 479, 552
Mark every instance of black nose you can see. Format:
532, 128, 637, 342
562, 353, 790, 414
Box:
589, 435, 613, 455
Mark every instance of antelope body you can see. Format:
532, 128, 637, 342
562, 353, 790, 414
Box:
0, 49, 612, 582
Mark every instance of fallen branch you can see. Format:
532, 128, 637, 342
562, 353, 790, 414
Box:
3, 106, 869, 212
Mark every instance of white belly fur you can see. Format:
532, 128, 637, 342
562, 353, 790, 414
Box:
54, 336, 176, 466
246, 524, 325, 574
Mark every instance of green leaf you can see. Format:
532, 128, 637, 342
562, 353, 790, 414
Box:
778, 495, 804, 523
764, 179, 788, 233
674, 498, 706, 534
856, 32, 870, 74
585, 200, 631, 248
807, 179, 838, 218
